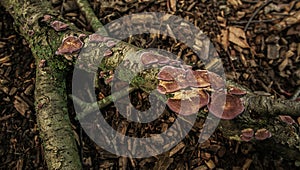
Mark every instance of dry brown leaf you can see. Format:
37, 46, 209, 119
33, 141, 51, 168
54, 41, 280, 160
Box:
227, 0, 242, 8
220, 29, 229, 51
229, 26, 250, 49
169, 0, 177, 12
278, 58, 289, 71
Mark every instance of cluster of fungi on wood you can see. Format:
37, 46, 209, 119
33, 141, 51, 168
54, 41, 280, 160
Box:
240, 128, 272, 141
141, 51, 246, 119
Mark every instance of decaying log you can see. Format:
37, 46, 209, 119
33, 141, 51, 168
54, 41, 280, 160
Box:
73, 31, 300, 160
1, 0, 83, 169
2, 0, 300, 168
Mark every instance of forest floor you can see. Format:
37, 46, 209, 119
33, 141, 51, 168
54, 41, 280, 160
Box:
1, 0, 300, 169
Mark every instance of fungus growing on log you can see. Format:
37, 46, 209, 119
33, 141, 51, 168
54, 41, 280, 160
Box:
156, 55, 170, 64
56, 36, 83, 55
50, 21, 69, 31
254, 128, 272, 140
186, 70, 211, 88
279, 115, 296, 125
228, 86, 247, 95
208, 92, 244, 120
155, 64, 244, 117
156, 65, 234, 116
240, 128, 254, 141
141, 52, 159, 65
104, 49, 113, 57
157, 66, 190, 89
157, 81, 181, 94
166, 89, 209, 115
38, 59, 46, 68
157, 66, 186, 81
140, 52, 172, 66
106, 40, 116, 48
41, 15, 52, 22
207, 71, 225, 90
89, 33, 105, 42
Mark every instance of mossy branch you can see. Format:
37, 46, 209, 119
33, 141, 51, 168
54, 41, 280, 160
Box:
1, 0, 83, 169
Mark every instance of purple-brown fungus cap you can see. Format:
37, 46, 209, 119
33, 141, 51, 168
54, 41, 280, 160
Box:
166, 89, 209, 115
241, 128, 254, 137
279, 115, 296, 125
186, 70, 211, 88
141, 52, 159, 65
56, 36, 83, 55
50, 21, 69, 31
255, 128, 272, 140
208, 92, 245, 120
228, 86, 247, 95
157, 81, 181, 94
89, 33, 105, 42
207, 71, 226, 90
240, 128, 254, 142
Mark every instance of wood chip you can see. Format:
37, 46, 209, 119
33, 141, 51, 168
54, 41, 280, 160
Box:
229, 26, 250, 48
267, 44, 280, 59
169, 141, 185, 157
13, 95, 30, 117
204, 159, 216, 169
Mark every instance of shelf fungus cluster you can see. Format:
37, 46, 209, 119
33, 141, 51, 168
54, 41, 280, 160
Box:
144, 55, 247, 119
88, 33, 116, 57
240, 128, 272, 141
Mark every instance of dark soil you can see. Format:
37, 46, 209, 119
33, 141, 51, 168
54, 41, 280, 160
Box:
1, 0, 300, 169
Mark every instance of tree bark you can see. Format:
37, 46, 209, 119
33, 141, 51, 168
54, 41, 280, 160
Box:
1, 0, 82, 169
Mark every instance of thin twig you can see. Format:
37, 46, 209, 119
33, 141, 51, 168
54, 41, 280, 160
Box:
291, 86, 300, 101
244, 0, 273, 32
75, 0, 108, 35
0, 113, 15, 121
70, 87, 135, 120
230, 19, 279, 24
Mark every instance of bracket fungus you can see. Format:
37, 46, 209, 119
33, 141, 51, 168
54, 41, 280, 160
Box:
157, 66, 189, 89
56, 36, 83, 55
240, 128, 254, 142
279, 115, 296, 125
38, 59, 46, 68
254, 128, 272, 140
88, 33, 112, 43
154, 63, 245, 117
141, 52, 159, 65
141, 52, 171, 66
106, 40, 117, 48
50, 21, 69, 31
89, 33, 105, 42
41, 14, 52, 22
208, 92, 244, 120
157, 81, 181, 94
141, 53, 245, 118
228, 86, 247, 95
186, 70, 211, 88
207, 71, 226, 90
104, 49, 113, 57
156, 65, 214, 115
166, 89, 209, 115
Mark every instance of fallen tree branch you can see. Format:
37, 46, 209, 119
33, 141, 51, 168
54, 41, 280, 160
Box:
75, 0, 107, 35
1, 0, 83, 169
2, 0, 300, 167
